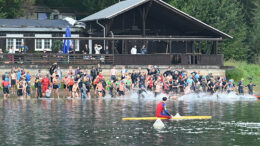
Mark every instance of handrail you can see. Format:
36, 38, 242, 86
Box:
0, 53, 223, 66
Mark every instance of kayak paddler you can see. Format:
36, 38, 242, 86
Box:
156, 97, 172, 119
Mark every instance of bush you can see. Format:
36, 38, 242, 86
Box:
226, 68, 245, 82
52, 40, 63, 53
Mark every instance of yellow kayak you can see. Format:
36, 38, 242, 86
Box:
122, 116, 212, 121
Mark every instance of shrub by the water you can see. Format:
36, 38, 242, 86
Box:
226, 68, 245, 82
225, 60, 260, 92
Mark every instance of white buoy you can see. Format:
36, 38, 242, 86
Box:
174, 113, 182, 117
153, 119, 165, 130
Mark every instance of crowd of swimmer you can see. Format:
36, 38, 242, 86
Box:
1, 63, 256, 99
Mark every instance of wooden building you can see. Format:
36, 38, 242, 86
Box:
80, 0, 232, 66
0, 19, 83, 52
0, 0, 232, 66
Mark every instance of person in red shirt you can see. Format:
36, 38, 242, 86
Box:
98, 72, 103, 79
156, 97, 172, 119
2, 78, 10, 98
41, 74, 51, 96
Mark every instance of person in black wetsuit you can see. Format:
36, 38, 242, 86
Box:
49, 63, 57, 83
163, 67, 173, 78
237, 78, 245, 95
207, 78, 215, 94
91, 66, 97, 83
246, 81, 256, 95
178, 77, 185, 94
201, 78, 207, 93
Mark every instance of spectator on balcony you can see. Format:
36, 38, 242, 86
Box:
82, 44, 89, 59
104, 45, 109, 55
141, 45, 147, 54
94, 44, 102, 55
57, 50, 64, 63
42, 49, 48, 62
69, 45, 74, 54
19, 42, 29, 53
82, 44, 90, 54
8, 46, 15, 64
131, 45, 137, 54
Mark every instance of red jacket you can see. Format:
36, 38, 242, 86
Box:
41, 77, 50, 86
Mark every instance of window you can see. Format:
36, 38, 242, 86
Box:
37, 13, 49, 20
63, 34, 80, 51
6, 34, 24, 51
35, 34, 52, 51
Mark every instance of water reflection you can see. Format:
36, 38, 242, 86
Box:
0, 92, 259, 145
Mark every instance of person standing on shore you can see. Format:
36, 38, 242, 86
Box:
62, 74, 70, 98
41, 74, 51, 96
96, 64, 102, 75
95, 81, 104, 98
91, 66, 97, 83
10, 71, 16, 94
110, 66, 117, 82
53, 75, 60, 98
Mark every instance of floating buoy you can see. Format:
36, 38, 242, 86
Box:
153, 119, 165, 130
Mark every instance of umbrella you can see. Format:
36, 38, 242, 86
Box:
63, 26, 73, 54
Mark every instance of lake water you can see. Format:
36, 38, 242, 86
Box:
0, 92, 259, 145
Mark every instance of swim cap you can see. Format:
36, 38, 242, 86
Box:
162, 97, 167, 101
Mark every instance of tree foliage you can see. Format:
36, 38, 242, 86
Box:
35, 0, 118, 14
247, 1, 260, 63
0, 0, 25, 18
169, 0, 249, 61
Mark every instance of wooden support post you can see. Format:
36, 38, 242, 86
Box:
122, 40, 125, 54
185, 41, 188, 53
142, 7, 146, 36
215, 41, 218, 54
140, 3, 152, 37
169, 40, 172, 53
220, 40, 223, 54
199, 41, 202, 53
112, 40, 115, 54
206, 41, 210, 55
193, 41, 195, 64
192, 40, 195, 53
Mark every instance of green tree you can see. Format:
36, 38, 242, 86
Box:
247, 1, 260, 63
35, 0, 118, 14
169, 0, 249, 60
0, 0, 34, 18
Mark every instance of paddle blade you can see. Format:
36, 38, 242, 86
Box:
153, 119, 165, 130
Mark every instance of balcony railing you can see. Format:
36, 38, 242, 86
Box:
0, 53, 224, 66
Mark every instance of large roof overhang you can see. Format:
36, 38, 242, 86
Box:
80, 0, 232, 39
